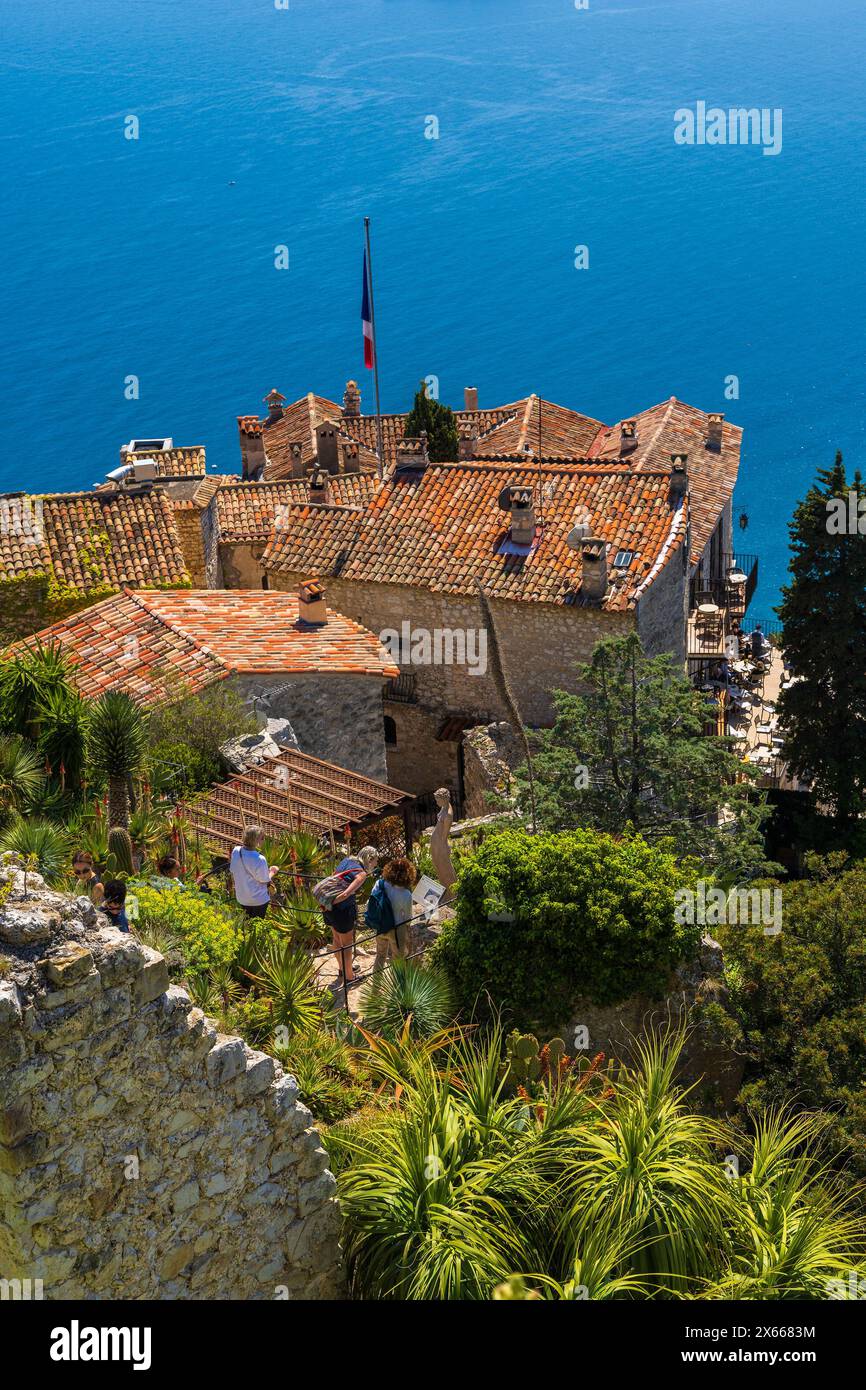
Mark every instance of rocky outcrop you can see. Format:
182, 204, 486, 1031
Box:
0, 855, 343, 1300
461, 722, 523, 818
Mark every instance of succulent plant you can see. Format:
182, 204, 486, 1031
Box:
499, 1030, 571, 1093
107, 826, 135, 876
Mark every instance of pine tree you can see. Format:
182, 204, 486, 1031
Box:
404, 382, 459, 462
776, 452, 866, 831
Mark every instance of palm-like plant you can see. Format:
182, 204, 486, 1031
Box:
242, 936, 323, 1036
36, 684, 88, 792
0, 816, 69, 885
360, 958, 454, 1040
0, 640, 77, 741
85, 691, 148, 829
0, 734, 45, 826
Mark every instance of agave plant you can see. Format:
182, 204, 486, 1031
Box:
281, 829, 329, 883
0, 816, 69, 885
35, 684, 88, 792
0, 734, 46, 827
241, 935, 323, 1037
270, 889, 329, 947
359, 958, 454, 1040
0, 640, 78, 742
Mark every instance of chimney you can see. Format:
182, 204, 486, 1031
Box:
238, 416, 266, 480
707, 412, 724, 451
580, 538, 608, 601
263, 389, 287, 422
464, 386, 479, 412
507, 484, 536, 546
308, 466, 330, 505
395, 431, 429, 475
315, 423, 340, 475
297, 579, 327, 625
619, 420, 637, 455
341, 440, 361, 474
458, 422, 478, 461
669, 452, 689, 500
343, 380, 361, 417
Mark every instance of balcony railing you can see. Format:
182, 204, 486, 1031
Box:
384, 672, 418, 704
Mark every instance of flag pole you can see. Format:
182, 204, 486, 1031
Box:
364, 216, 385, 479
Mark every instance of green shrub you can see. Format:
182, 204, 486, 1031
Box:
718, 856, 866, 1177
432, 827, 694, 1029
133, 883, 239, 975
360, 958, 453, 1040
0, 817, 69, 885
274, 1028, 372, 1124
147, 741, 223, 794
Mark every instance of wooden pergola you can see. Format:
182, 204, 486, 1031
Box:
183, 747, 416, 853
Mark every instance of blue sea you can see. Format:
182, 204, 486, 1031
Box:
2, 0, 865, 617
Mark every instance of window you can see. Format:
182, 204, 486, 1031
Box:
613, 549, 635, 569
383, 715, 397, 747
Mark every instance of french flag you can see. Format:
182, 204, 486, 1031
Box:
361, 250, 374, 369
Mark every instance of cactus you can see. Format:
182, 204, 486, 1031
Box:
499, 1031, 571, 1094
108, 826, 135, 876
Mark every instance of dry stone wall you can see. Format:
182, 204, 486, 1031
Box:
0, 856, 344, 1300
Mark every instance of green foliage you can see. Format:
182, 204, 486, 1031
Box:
719, 857, 866, 1178
241, 935, 324, 1037
498, 1030, 571, 1096
108, 826, 135, 876
0, 817, 69, 885
273, 1029, 372, 1124
332, 1027, 864, 1301
0, 640, 78, 741
520, 633, 777, 876
404, 382, 459, 462
146, 682, 256, 792
433, 826, 695, 1028
133, 883, 239, 975
776, 453, 866, 832
0, 734, 46, 827
360, 958, 454, 1040
86, 691, 149, 829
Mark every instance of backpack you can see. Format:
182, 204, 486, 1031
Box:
312, 872, 352, 909
364, 877, 396, 935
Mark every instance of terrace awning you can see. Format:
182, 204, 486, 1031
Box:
183, 748, 414, 851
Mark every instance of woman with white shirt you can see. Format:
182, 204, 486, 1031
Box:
229, 825, 277, 918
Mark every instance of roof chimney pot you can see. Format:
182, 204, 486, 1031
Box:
298, 579, 328, 626
264, 389, 287, 422
620, 420, 637, 455
343, 380, 361, 417
580, 538, 608, 601
669, 453, 689, 499
316, 423, 340, 475
707, 413, 724, 451
464, 386, 479, 412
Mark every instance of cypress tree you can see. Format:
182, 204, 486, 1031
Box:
404, 382, 459, 462
776, 452, 866, 832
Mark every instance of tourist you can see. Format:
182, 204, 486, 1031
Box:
101, 880, 129, 933
229, 825, 278, 918
750, 624, 767, 660
150, 854, 186, 890
324, 845, 379, 986
374, 857, 417, 971
71, 851, 104, 906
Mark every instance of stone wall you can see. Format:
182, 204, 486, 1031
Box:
0, 859, 344, 1301
268, 571, 635, 795
461, 722, 523, 818
230, 672, 389, 783
172, 508, 209, 588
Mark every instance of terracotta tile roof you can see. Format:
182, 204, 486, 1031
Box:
9, 588, 399, 703
240, 388, 739, 569
590, 397, 741, 565
254, 394, 381, 481
127, 446, 208, 480
7, 591, 226, 702
262, 461, 688, 612
185, 747, 413, 848
215, 475, 378, 543
0, 488, 190, 591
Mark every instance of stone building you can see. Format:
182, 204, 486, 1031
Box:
13, 587, 399, 783
0, 856, 343, 1300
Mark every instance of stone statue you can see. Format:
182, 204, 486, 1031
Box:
429, 787, 457, 899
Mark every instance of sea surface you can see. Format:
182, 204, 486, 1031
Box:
1, 0, 865, 617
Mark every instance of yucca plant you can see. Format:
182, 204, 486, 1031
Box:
85, 691, 148, 829
35, 684, 88, 792
0, 640, 78, 742
242, 935, 323, 1037
270, 888, 329, 947
273, 1027, 372, 1124
360, 958, 454, 1040
281, 828, 330, 883
0, 734, 46, 826
0, 816, 69, 885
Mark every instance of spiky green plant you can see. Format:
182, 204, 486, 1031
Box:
85, 691, 148, 829
107, 826, 135, 876
0, 640, 78, 742
242, 936, 323, 1037
0, 817, 69, 885
360, 958, 454, 1040
0, 734, 46, 827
